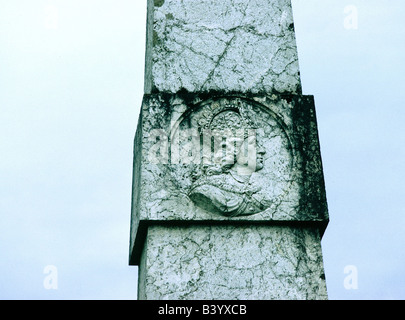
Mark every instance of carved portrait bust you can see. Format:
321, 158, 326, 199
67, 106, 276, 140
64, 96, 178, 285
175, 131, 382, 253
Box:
189, 119, 269, 217
169, 97, 295, 218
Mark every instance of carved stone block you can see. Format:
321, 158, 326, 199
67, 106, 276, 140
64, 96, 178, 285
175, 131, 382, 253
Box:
129, 93, 329, 265
144, 0, 302, 94
138, 225, 328, 300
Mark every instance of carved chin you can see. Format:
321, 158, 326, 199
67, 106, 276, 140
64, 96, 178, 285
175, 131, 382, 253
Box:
256, 162, 264, 171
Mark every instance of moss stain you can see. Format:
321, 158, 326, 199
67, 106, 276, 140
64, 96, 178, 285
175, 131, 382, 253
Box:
154, 0, 165, 7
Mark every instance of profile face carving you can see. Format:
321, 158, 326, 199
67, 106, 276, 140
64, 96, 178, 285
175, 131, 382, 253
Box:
189, 128, 266, 217
233, 134, 266, 174
171, 97, 294, 218
204, 110, 265, 176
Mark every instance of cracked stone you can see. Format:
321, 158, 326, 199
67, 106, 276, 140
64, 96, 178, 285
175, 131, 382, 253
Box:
129, 93, 329, 267
132, 0, 329, 301
145, 0, 302, 94
139, 225, 328, 300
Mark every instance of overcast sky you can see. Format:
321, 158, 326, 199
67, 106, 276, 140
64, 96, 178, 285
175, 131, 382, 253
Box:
1, 0, 404, 300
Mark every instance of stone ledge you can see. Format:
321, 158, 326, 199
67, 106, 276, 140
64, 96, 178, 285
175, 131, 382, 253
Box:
130, 220, 329, 266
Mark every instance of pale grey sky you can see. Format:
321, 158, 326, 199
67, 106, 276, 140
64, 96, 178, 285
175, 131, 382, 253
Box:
0, 0, 404, 300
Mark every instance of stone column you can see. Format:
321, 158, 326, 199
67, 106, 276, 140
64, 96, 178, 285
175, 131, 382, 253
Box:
130, 0, 329, 300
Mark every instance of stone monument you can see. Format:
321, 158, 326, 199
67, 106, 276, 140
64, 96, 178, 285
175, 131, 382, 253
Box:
129, 0, 329, 300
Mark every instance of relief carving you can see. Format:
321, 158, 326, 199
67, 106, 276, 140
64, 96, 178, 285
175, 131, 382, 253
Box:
171, 97, 295, 218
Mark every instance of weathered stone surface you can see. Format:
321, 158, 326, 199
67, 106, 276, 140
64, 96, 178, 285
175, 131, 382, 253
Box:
138, 225, 328, 300
144, 0, 302, 94
131, 0, 330, 301
129, 93, 329, 265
